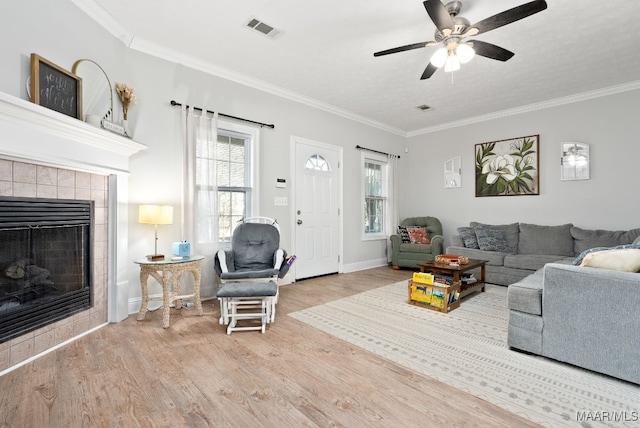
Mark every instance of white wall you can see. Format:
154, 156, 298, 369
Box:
403, 90, 640, 248
0, 0, 405, 305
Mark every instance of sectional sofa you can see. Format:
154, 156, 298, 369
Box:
446, 222, 640, 384
446, 222, 640, 286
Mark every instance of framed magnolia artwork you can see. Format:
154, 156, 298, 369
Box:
475, 135, 539, 197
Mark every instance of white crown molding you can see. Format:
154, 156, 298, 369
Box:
70, 1, 407, 137
129, 37, 407, 136
407, 81, 640, 137
70, 0, 134, 46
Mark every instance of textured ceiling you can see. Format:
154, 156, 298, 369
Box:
75, 0, 640, 135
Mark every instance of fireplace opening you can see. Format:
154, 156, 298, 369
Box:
0, 197, 93, 343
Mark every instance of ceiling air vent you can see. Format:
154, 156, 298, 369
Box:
246, 17, 281, 39
417, 104, 432, 111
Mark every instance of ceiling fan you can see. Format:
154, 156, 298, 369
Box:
374, 0, 547, 80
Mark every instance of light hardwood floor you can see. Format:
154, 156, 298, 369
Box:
0, 267, 540, 427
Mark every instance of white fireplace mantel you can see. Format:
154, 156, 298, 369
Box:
0, 90, 147, 323
0, 91, 146, 175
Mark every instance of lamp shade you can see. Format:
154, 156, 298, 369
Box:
444, 53, 461, 72
430, 47, 448, 68
138, 204, 174, 225
457, 43, 475, 64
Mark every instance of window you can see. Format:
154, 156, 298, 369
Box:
362, 153, 388, 239
216, 130, 252, 242
195, 121, 257, 245
305, 154, 331, 171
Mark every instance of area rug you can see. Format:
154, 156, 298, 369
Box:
289, 282, 640, 428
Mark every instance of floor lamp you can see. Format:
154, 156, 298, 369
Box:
138, 204, 174, 261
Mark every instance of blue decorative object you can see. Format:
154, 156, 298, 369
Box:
172, 241, 191, 256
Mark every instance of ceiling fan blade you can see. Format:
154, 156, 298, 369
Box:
423, 0, 453, 33
374, 41, 435, 57
420, 63, 438, 80
469, 40, 515, 62
470, 0, 547, 36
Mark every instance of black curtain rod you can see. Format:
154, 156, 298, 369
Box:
356, 145, 400, 159
170, 100, 275, 129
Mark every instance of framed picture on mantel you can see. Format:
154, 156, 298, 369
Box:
30, 53, 83, 120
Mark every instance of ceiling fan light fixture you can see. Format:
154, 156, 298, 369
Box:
430, 47, 448, 68
444, 53, 460, 72
456, 43, 475, 64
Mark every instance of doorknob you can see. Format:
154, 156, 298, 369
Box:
297, 219, 303, 225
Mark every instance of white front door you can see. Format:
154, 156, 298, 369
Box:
293, 138, 341, 280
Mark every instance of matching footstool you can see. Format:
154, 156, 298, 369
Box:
216, 281, 278, 334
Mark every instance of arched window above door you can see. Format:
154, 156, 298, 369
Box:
305, 154, 331, 172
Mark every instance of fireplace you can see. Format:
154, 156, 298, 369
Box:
0, 196, 92, 343
0, 91, 146, 372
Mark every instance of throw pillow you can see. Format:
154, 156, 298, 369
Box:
475, 226, 512, 252
406, 226, 430, 244
580, 248, 640, 272
397, 226, 410, 243
573, 243, 640, 265
470, 222, 520, 252
457, 227, 479, 249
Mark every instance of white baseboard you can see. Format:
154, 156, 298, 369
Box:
128, 297, 163, 315
342, 258, 388, 273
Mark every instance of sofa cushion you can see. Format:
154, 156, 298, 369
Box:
399, 243, 433, 253
475, 226, 512, 252
581, 248, 640, 272
504, 254, 566, 271
508, 270, 544, 315
516, 223, 574, 256
398, 226, 410, 243
571, 226, 640, 255
471, 222, 519, 252
457, 226, 479, 249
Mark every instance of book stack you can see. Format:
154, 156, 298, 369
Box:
461, 273, 477, 285
433, 274, 454, 286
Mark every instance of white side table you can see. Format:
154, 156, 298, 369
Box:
134, 255, 204, 328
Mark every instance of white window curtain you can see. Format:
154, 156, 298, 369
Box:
386, 154, 399, 263
180, 105, 218, 291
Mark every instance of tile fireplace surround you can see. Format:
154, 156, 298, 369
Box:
0, 91, 146, 373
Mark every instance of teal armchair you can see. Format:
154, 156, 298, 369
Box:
390, 216, 444, 269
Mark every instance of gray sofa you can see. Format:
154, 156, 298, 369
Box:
446, 222, 640, 285
449, 222, 640, 384
508, 256, 640, 385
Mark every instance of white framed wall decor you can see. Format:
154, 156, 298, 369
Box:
560, 142, 590, 181
444, 156, 461, 188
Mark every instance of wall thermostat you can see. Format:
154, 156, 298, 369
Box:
172, 241, 191, 256
276, 178, 286, 188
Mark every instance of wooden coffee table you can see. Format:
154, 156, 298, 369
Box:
418, 258, 487, 298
